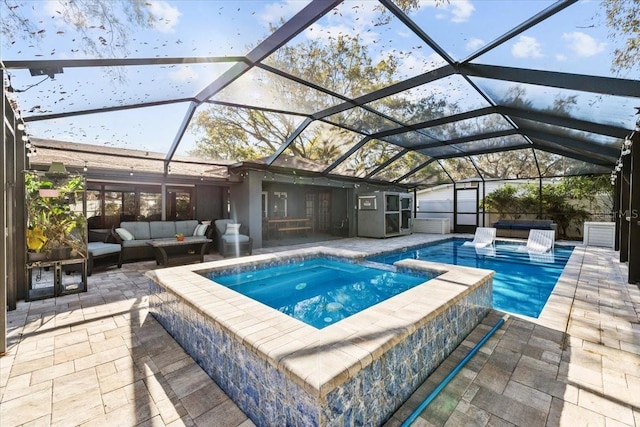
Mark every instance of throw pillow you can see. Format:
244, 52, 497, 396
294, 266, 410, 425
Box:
225, 223, 240, 235
193, 224, 208, 236
115, 227, 134, 241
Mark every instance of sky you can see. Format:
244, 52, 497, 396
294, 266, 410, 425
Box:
1, 0, 633, 158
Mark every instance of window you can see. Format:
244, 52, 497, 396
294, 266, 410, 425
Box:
86, 190, 102, 229
273, 192, 288, 217
140, 192, 162, 221
166, 188, 193, 220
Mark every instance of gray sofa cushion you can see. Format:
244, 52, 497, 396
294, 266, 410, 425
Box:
150, 221, 177, 239
120, 221, 151, 240
121, 239, 151, 248
175, 220, 199, 236
221, 234, 251, 244
87, 242, 121, 257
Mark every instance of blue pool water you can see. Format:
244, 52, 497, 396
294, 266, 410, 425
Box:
210, 258, 432, 329
367, 238, 574, 318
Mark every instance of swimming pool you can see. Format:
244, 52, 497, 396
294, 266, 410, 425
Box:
367, 238, 574, 318
147, 247, 493, 426
209, 258, 433, 328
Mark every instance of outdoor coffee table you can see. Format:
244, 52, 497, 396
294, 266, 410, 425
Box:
147, 237, 212, 266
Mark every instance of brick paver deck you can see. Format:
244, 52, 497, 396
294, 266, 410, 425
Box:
1, 236, 638, 426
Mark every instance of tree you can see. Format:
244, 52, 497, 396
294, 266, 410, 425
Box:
1, 0, 154, 58
603, 0, 640, 76
482, 176, 612, 239
534, 183, 590, 239
189, 33, 448, 173
483, 184, 525, 219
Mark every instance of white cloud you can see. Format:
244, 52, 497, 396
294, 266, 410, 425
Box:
260, 1, 312, 27
466, 38, 485, 51
562, 31, 606, 57
512, 36, 543, 58
418, 0, 474, 23
168, 66, 198, 83
450, 0, 475, 23
555, 53, 567, 61
147, 1, 181, 34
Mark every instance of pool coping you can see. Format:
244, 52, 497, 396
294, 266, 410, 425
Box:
145, 245, 494, 398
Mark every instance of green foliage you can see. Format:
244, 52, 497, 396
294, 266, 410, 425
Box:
483, 176, 612, 239
603, 0, 640, 76
25, 172, 87, 257
483, 184, 524, 219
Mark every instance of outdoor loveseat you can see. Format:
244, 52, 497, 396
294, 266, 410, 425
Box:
492, 219, 557, 239
114, 220, 213, 262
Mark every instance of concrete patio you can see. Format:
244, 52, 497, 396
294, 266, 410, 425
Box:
1, 235, 639, 426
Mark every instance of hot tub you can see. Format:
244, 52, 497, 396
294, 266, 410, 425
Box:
147, 247, 493, 426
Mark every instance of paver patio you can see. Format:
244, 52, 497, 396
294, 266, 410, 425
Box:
1, 235, 639, 426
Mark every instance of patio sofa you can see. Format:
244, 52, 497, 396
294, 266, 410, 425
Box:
492, 219, 557, 238
87, 229, 122, 275
114, 220, 213, 263
62, 228, 122, 276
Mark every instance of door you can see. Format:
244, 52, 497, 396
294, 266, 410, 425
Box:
454, 185, 478, 234
317, 192, 331, 233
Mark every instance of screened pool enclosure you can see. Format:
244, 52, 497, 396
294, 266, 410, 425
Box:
2, 0, 640, 314
3, 0, 638, 184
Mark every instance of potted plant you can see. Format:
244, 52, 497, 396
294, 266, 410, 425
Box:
25, 170, 87, 261
26, 226, 48, 262
176, 233, 185, 241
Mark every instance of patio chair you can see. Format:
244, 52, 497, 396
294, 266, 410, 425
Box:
214, 219, 253, 258
462, 227, 496, 248
528, 251, 555, 263
475, 245, 496, 257
518, 229, 555, 254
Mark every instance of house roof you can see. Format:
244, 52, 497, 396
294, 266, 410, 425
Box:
2, 1, 638, 188
29, 138, 231, 180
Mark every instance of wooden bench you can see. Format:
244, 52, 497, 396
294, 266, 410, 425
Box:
277, 226, 312, 238
278, 226, 312, 232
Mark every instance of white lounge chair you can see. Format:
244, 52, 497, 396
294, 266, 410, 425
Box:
518, 229, 555, 254
475, 245, 496, 257
462, 227, 496, 248
528, 251, 555, 263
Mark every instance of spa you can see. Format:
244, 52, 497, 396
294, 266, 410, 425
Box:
147, 247, 493, 425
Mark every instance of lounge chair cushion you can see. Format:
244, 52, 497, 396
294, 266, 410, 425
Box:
87, 242, 121, 257
221, 234, 251, 244
225, 223, 240, 235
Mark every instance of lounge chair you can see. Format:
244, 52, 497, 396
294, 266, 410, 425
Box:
528, 251, 555, 263
462, 227, 496, 248
518, 229, 555, 254
475, 245, 496, 257
214, 219, 253, 258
